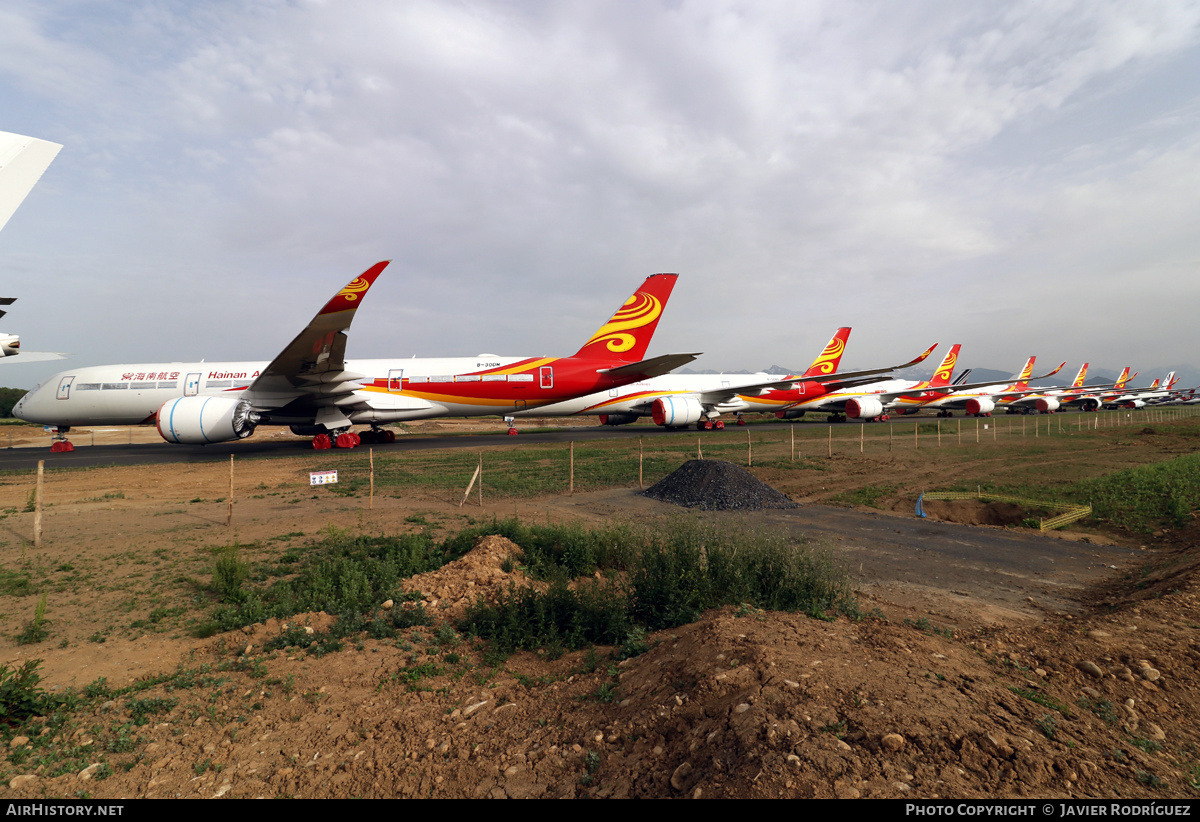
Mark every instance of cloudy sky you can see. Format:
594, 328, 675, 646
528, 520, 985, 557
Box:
2, 0, 1199, 389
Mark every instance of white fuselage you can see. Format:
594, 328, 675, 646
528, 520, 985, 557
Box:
14, 354, 575, 428
509, 372, 792, 418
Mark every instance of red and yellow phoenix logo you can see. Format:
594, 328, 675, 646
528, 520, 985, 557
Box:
580, 292, 663, 354
808, 335, 846, 376
337, 277, 371, 302
934, 351, 957, 383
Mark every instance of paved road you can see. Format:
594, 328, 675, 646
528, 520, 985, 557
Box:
545, 489, 1140, 621
0, 421, 815, 471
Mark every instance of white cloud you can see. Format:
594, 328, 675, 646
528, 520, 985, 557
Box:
1, 0, 1199, 381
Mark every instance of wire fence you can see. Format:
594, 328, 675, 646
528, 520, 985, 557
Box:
2, 405, 1196, 542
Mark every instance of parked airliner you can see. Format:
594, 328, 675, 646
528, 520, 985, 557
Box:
14, 264, 697, 450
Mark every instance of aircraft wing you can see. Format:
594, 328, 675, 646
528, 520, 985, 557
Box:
244, 262, 389, 427
718, 343, 941, 403
0, 132, 62, 233
803, 343, 939, 387
0, 348, 66, 363
883, 361, 1068, 401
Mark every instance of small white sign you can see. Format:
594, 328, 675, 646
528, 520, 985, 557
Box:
983, 424, 989, 430
310, 470, 338, 486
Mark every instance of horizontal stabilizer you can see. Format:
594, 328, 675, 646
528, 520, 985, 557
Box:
597, 352, 700, 380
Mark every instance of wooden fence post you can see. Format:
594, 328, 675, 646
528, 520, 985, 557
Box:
34, 460, 43, 547
226, 455, 234, 527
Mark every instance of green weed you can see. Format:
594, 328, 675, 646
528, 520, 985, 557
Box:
16, 594, 49, 645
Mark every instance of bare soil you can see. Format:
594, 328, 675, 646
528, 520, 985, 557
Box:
0, 417, 1198, 799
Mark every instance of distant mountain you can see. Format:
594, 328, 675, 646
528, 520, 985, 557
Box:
671, 362, 1198, 390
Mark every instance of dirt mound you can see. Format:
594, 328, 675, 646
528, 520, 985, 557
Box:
641, 459, 799, 511
403, 534, 525, 622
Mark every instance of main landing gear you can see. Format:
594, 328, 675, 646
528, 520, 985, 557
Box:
504, 416, 518, 436
695, 419, 725, 430
311, 427, 395, 449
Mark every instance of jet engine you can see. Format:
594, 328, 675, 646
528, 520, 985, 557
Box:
845, 397, 884, 420
157, 396, 258, 444
652, 396, 704, 427
598, 413, 639, 426
773, 409, 807, 420
1034, 397, 1060, 413
965, 398, 995, 416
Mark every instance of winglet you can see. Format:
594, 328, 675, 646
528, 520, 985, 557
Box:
802, 328, 850, 378
573, 273, 679, 362
318, 261, 389, 316
251, 261, 390, 386
906, 343, 938, 368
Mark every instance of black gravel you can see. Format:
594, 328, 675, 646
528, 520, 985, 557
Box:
640, 459, 799, 511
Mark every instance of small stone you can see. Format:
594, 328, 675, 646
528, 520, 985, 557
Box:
670, 761, 693, 791
880, 733, 905, 753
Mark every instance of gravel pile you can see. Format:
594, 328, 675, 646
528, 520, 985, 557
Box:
641, 459, 799, 511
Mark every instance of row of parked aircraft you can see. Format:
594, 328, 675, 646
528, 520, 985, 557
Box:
1, 132, 1189, 451
10, 261, 1188, 452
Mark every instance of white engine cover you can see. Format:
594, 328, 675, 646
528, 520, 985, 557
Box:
157, 396, 257, 444
846, 397, 883, 419
1034, 397, 1060, 413
965, 397, 995, 416
652, 396, 704, 427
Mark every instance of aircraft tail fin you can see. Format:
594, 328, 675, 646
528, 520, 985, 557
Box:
1072, 363, 1089, 388
573, 273, 679, 362
0, 132, 62, 233
929, 344, 962, 387
1012, 356, 1036, 387
801, 327, 851, 378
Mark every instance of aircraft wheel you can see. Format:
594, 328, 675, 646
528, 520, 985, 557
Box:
507, 427, 519, 436
715, 420, 725, 430
50, 441, 74, 453
334, 433, 357, 448
737, 418, 746, 426
385, 429, 396, 443
312, 434, 331, 450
